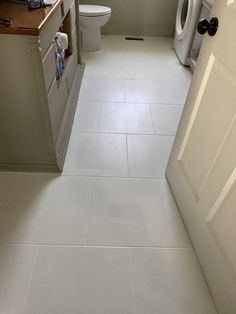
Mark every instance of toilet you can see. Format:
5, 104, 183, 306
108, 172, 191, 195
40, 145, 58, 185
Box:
79, 5, 112, 52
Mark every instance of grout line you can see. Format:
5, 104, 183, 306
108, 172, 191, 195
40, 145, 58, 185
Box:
77, 98, 184, 106
61, 173, 169, 180
131, 248, 136, 314
9, 171, 171, 181
10, 171, 171, 181
15, 172, 170, 181
82, 75, 191, 84
22, 245, 39, 313
71, 130, 175, 137
6, 243, 193, 250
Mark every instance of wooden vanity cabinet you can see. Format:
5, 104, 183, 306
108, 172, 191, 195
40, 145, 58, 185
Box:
0, 0, 84, 172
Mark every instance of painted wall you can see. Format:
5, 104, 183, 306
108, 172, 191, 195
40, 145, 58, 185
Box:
80, 0, 179, 37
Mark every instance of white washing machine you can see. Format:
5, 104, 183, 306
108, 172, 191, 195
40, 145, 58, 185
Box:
174, 0, 202, 66
188, 0, 214, 70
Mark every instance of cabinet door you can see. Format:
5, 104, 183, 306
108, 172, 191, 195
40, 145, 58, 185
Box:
66, 28, 78, 93
42, 44, 55, 92
48, 78, 69, 143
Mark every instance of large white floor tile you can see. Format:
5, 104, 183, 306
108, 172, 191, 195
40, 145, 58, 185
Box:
99, 102, 154, 134
128, 135, 174, 178
125, 79, 174, 104
107, 49, 173, 81
87, 178, 190, 247
125, 79, 191, 105
95, 37, 189, 82
119, 52, 190, 82
163, 61, 192, 82
64, 133, 128, 176
172, 81, 191, 104
0, 245, 37, 314
132, 248, 217, 314
0, 175, 92, 245
24, 246, 133, 314
83, 50, 112, 78
73, 100, 100, 132
151, 104, 183, 135
80, 77, 125, 102
84, 51, 175, 81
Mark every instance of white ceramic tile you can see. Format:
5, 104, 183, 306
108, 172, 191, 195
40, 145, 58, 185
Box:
87, 178, 190, 247
125, 79, 191, 105
64, 133, 128, 176
0, 175, 92, 245
0, 245, 37, 314
99, 102, 154, 134
151, 104, 183, 135
172, 81, 191, 104
132, 248, 217, 314
82, 36, 192, 83
73, 100, 100, 132
106, 49, 171, 80
24, 246, 133, 314
0, 173, 18, 222
83, 47, 182, 81
128, 134, 174, 178
80, 77, 125, 102
125, 79, 174, 104
164, 63, 192, 82
82, 36, 191, 83
121, 50, 190, 82
83, 50, 111, 78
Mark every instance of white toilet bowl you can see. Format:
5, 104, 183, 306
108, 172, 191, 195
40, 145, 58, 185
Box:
79, 5, 111, 52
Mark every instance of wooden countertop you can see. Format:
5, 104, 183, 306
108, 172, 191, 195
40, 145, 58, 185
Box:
0, 0, 62, 35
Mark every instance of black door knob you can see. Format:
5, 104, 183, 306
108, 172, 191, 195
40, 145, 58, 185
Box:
198, 17, 219, 36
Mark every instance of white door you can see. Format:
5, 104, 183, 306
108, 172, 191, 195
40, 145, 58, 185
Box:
166, 1, 236, 313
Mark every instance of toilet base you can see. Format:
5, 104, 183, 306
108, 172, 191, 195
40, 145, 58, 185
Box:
81, 28, 101, 52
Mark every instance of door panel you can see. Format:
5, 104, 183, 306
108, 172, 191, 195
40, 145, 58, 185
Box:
178, 56, 236, 200
207, 178, 236, 276
166, 0, 236, 313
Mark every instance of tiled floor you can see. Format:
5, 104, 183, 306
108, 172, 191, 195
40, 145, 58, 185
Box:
0, 36, 217, 314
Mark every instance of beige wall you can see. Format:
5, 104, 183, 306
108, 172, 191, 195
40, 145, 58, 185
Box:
80, 0, 178, 37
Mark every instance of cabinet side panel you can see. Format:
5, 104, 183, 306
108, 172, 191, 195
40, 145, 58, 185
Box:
0, 35, 55, 167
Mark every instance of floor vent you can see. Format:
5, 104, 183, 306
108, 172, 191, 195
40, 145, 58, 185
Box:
125, 37, 144, 41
